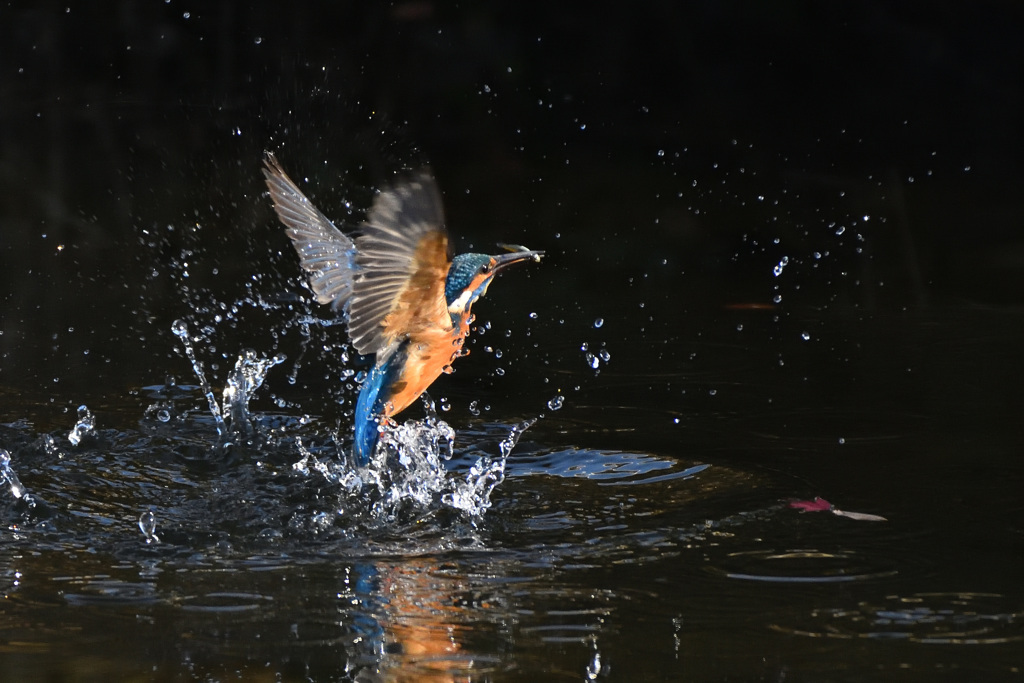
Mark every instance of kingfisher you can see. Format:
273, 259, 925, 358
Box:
262, 152, 543, 466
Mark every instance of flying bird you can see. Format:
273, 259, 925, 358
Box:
263, 153, 543, 465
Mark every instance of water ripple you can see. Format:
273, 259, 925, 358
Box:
710, 548, 899, 584
770, 592, 1024, 644
510, 446, 708, 484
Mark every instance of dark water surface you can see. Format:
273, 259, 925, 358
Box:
1, 305, 1020, 681
3, 3, 1024, 681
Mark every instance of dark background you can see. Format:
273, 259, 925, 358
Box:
2, 0, 1024, 416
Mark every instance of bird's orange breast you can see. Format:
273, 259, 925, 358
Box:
381, 315, 470, 417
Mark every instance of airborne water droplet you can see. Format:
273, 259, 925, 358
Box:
0, 449, 27, 499
773, 256, 789, 277
547, 395, 564, 410
68, 405, 95, 446
138, 509, 159, 543
593, 318, 604, 328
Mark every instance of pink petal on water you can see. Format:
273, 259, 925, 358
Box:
788, 497, 833, 512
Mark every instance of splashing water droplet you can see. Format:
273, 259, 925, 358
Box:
801, 331, 811, 341
138, 510, 159, 543
594, 318, 604, 328
547, 395, 564, 411
442, 419, 536, 517
68, 405, 95, 446
42, 434, 60, 457
586, 648, 603, 680
773, 256, 790, 277
221, 349, 286, 438
468, 400, 480, 416
357, 413, 539, 520
172, 320, 226, 437
0, 449, 27, 499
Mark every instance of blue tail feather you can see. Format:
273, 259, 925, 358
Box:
352, 346, 407, 466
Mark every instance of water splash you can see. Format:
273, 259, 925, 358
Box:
169, 319, 531, 522
67, 405, 95, 446
172, 320, 285, 444
291, 438, 349, 484
581, 342, 612, 373
290, 408, 536, 522
773, 255, 790, 277
138, 509, 160, 543
369, 412, 458, 520
41, 434, 61, 458
585, 642, 605, 680
172, 319, 226, 437
442, 418, 536, 517
0, 448, 27, 500
222, 348, 286, 439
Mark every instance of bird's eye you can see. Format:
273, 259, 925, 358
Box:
480, 263, 492, 274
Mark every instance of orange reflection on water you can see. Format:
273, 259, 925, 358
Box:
376, 559, 491, 682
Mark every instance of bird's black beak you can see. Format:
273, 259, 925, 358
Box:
492, 244, 544, 271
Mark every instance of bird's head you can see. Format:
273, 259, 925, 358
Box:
445, 247, 544, 313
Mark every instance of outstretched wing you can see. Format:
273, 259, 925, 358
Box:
262, 152, 357, 313
348, 171, 452, 356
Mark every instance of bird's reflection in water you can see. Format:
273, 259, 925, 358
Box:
372, 559, 492, 682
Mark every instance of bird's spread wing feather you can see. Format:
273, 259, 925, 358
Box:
263, 152, 356, 313
348, 172, 452, 355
